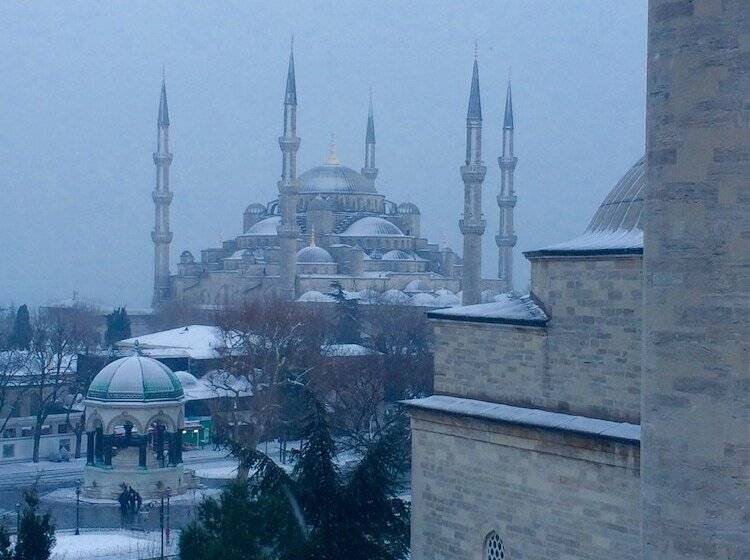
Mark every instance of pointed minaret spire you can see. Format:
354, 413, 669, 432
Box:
496, 78, 518, 292
277, 40, 302, 300
284, 37, 297, 105
459, 48, 486, 306
362, 88, 378, 184
152, 74, 174, 307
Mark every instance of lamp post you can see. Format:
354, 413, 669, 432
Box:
15, 502, 20, 535
165, 487, 172, 546
74, 480, 81, 535
159, 493, 164, 560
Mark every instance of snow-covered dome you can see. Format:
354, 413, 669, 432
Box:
298, 290, 337, 303
87, 356, 184, 402
531, 157, 645, 254
244, 203, 266, 215
382, 249, 413, 261
411, 293, 437, 307
299, 162, 375, 194
381, 289, 410, 305
297, 245, 334, 263
245, 215, 281, 236
404, 278, 430, 293
174, 370, 199, 387
397, 202, 420, 214
343, 217, 404, 237
433, 289, 459, 307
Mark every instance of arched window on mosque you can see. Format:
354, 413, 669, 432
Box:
484, 531, 506, 560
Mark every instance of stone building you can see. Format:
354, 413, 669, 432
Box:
405, 2, 748, 559
152, 48, 513, 307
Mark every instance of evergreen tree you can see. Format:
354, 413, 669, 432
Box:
182, 393, 410, 560
330, 282, 361, 344
104, 307, 131, 347
10, 305, 32, 350
0, 524, 12, 560
14, 489, 55, 560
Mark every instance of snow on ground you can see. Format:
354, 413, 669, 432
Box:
50, 529, 179, 560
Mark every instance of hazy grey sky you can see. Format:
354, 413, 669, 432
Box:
0, 1, 647, 308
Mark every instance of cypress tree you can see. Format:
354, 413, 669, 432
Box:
11, 305, 32, 350
104, 307, 131, 346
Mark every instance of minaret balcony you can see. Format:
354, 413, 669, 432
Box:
152, 191, 174, 204
277, 181, 299, 195
495, 234, 517, 247
459, 219, 486, 236
497, 193, 517, 206
278, 137, 300, 150
152, 153, 173, 164
498, 156, 518, 171
460, 164, 487, 182
151, 231, 173, 244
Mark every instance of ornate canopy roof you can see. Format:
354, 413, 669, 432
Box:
87, 355, 184, 402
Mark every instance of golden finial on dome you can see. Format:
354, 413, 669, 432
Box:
325, 133, 340, 165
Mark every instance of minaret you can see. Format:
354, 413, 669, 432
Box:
361, 89, 378, 185
151, 76, 173, 307
276, 41, 301, 300
459, 49, 486, 306
496, 80, 517, 292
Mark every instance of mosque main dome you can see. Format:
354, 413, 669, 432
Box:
298, 161, 376, 194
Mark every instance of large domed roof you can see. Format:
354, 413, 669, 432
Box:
528, 157, 645, 255
87, 355, 184, 402
342, 217, 404, 237
245, 215, 281, 236
299, 162, 375, 194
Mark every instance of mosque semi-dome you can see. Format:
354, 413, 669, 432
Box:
245, 215, 281, 236
299, 162, 375, 194
343, 216, 404, 237
87, 355, 184, 402
382, 249, 413, 261
297, 244, 334, 263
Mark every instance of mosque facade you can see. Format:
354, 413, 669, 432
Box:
150, 48, 514, 308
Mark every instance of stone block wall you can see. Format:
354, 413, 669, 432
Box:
432, 254, 642, 423
409, 409, 640, 560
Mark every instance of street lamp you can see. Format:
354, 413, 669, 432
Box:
165, 487, 172, 546
15, 502, 20, 535
159, 493, 165, 560
74, 479, 82, 535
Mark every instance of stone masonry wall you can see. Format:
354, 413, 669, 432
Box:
409, 409, 640, 560
433, 254, 642, 423
643, 1, 750, 558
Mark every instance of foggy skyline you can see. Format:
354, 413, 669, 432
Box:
0, 1, 647, 307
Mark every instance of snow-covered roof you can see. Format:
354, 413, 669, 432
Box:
428, 293, 548, 326
381, 289, 411, 305
403, 395, 640, 443
342, 217, 404, 237
297, 245, 334, 263
382, 249, 413, 261
175, 370, 252, 401
117, 325, 224, 360
244, 215, 281, 236
87, 356, 184, 402
411, 292, 437, 307
320, 344, 378, 357
527, 157, 645, 257
298, 290, 337, 303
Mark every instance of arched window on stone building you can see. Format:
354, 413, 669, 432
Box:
484, 531, 506, 560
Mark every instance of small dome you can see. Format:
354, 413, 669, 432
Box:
299, 163, 375, 194
245, 215, 281, 236
382, 289, 411, 305
308, 197, 333, 211
397, 202, 420, 215
343, 217, 404, 237
404, 278, 430, 293
244, 203, 266, 215
298, 290, 337, 303
411, 292, 437, 307
382, 249, 413, 261
174, 371, 198, 387
297, 245, 334, 263
180, 250, 194, 264
87, 356, 184, 402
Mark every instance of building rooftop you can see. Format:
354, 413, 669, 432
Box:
428, 293, 548, 326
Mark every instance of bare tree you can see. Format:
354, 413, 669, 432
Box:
28, 304, 98, 462
0, 347, 31, 436
212, 297, 331, 450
